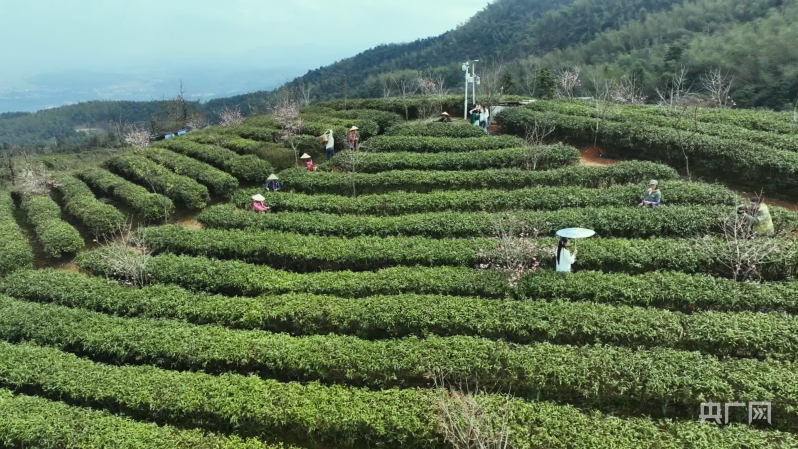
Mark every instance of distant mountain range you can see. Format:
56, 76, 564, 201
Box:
3, 0, 797, 149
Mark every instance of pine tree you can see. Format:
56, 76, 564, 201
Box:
537, 68, 556, 99
501, 70, 517, 95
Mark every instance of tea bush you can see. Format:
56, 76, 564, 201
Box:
197, 204, 798, 238
138, 226, 797, 279
365, 135, 524, 153
19, 193, 84, 258
1, 297, 796, 423
0, 386, 285, 449
496, 108, 798, 194
5, 269, 797, 359
105, 154, 210, 210
385, 122, 489, 138
156, 139, 274, 184
278, 161, 677, 195
325, 146, 580, 173
325, 109, 403, 133
141, 147, 239, 197
3, 342, 790, 448
52, 175, 126, 237
77, 167, 174, 222
0, 192, 33, 275
233, 181, 738, 215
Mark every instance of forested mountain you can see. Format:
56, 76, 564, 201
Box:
3, 0, 796, 150
288, 0, 797, 110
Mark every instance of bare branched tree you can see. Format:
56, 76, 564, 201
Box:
218, 106, 244, 127
588, 72, 618, 148
476, 213, 554, 287
479, 62, 509, 117
518, 56, 541, 97
555, 66, 582, 100
694, 197, 796, 282
338, 140, 372, 197
96, 222, 152, 287
186, 113, 210, 130
296, 80, 313, 107
700, 68, 735, 109
272, 93, 305, 166
167, 80, 192, 127
391, 71, 421, 120
433, 376, 514, 449
418, 75, 450, 119
522, 118, 555, 170
381, 75, 394, 98
655, 66, 699, 180
123, 124, 151, 148
14, 156, 58, 196
610, 74, 647, 105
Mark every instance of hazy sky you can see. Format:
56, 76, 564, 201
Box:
0, 0, 491, 76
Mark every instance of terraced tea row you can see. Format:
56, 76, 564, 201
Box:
4, 269, 797, 359
2, 296, 797, 421
3, 342, 788, 449
0, 388, 285, 449
138, 226, 797, 279
198, 204, 798, 239
363, 135, 523, 152
18, 193, 83, 258
280, 161, 678, 194
141, 147, 239, 197
326, 145, 579, 172
77, 167, 174, 222
75, 252, 798, 312
0, 192, 32, 275
52, 175, 126, 237
156, 139, 273, 184
235, 181, 737, 215
497, 108, 798, 193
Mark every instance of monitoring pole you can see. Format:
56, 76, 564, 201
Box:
462, 61, 470, 120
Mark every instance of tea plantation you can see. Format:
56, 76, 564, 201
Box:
1, 99, 797, 448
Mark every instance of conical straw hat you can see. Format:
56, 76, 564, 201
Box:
251, 194, 265, 202
267, 174, 279, 181
300, 153, 312, 159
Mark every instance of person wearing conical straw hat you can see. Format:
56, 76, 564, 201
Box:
437, 112, 452, 123
300, 153, 316, 172
263, 174, 281, 192
251, 194, 269, 213
639, 180, 662, 207
347, 126, 360, 150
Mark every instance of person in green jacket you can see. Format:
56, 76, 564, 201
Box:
739, 198, 774, 235
639, 180, 662, 207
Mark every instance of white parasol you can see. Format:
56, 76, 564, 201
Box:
556, 228, 596, 239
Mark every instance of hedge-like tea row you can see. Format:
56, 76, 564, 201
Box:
105, 154, 210, 210
0, 386, 280, 449
156, 139, 274, 184
497, 108, 798, 194
19, 194, 84, 258
364, 135, 524, 153
186, 133, 265, 155
315, 95, 493, 120
0, 192, 32, 275
141, 147, 239, 197
197, 204, 798, 239
52, 175, 126, 237
325, 146, 580, 173
324, 109, 403, 133
2, 342, 790, 449
385, 122, 489, 138
300, 116, 380, 139
1, 297, 796, 424
234, 181, 739, 215
224, 125, 282, 142
74, 251, 798, 313
242, 114, 282, 129
525, 100, 798, 152
138, 226, 797, 279
76, 251, 511, 298
77, 167, 174, 222
278, 162, 678, 195
526, 100, 797, 135
5, 268, 797, 359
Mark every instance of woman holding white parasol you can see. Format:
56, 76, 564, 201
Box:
555, 228, 596, 273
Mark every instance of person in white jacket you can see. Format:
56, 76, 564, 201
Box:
479, 107, 490, 133
555, 237, 577, 273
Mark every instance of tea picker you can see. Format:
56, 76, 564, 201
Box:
554, 228, 596, 273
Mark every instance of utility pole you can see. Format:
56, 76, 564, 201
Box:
462, 60, 480, 119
